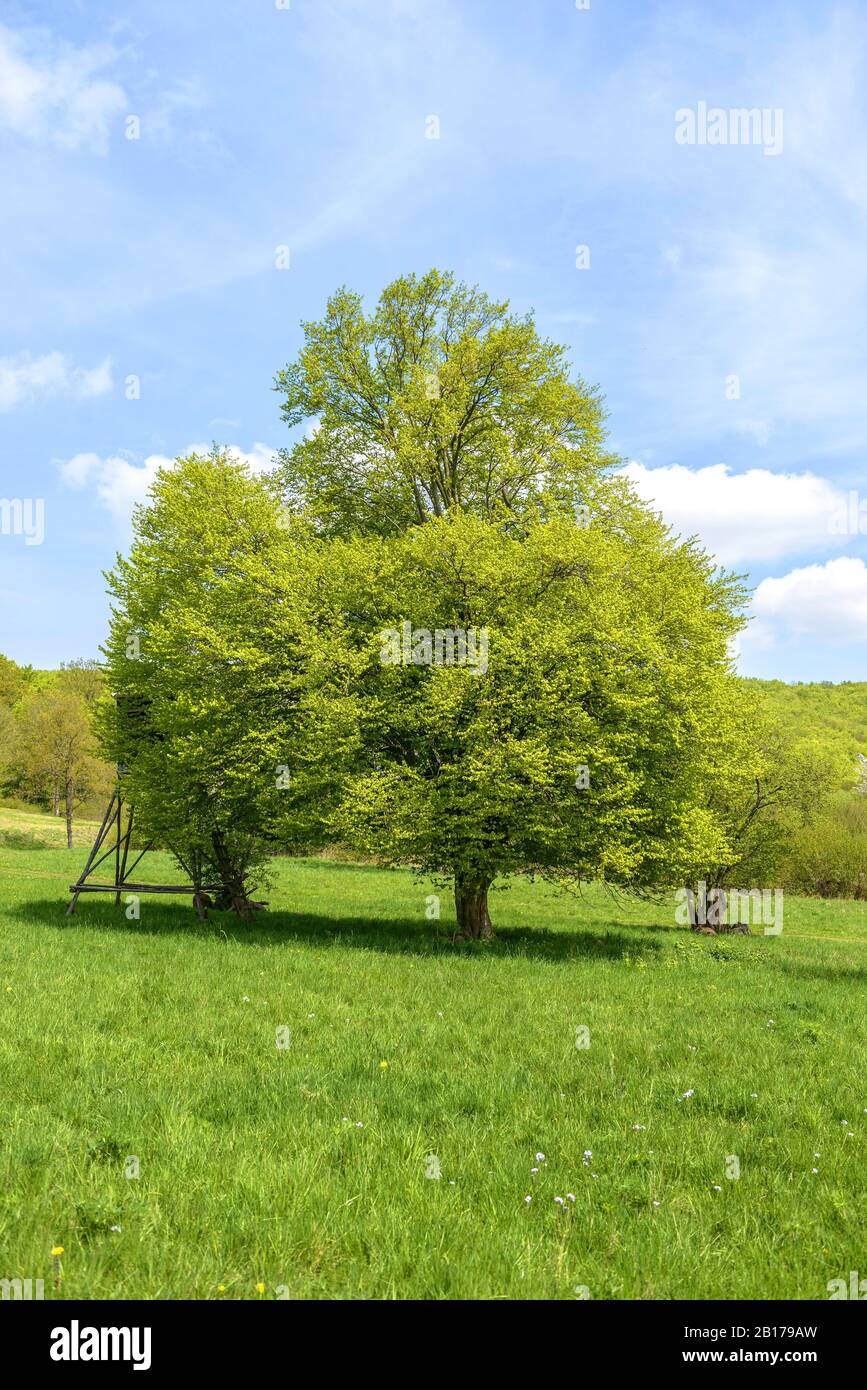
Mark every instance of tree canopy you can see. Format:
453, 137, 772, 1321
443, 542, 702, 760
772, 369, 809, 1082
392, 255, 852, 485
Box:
274, 268, 617, 537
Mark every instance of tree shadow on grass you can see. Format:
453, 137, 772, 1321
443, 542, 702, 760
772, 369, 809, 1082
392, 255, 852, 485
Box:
15, 896, 673, 964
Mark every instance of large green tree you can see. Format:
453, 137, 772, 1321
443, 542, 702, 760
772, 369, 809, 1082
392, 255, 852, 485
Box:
97, 272, 765, 936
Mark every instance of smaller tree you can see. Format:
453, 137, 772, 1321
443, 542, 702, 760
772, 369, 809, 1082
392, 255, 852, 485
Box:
97, 451, 310, 916
783, 793, 867, 899
687, 685, 842, 926
11, 690, 112, 845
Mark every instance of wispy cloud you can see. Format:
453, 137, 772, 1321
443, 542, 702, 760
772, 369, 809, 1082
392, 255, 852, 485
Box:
0, 23, 126, 153
0, 352, 112, 411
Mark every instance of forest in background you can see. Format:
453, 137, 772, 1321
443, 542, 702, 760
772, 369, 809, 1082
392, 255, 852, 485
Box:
0, 653, 113, 843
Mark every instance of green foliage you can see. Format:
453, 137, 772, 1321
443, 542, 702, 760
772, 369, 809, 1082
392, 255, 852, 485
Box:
4, 688, 112, 841
274, 268, 617, 536
97, 450, 319, 903
297, 508, 749, 914
56, 659, 105, 707
694, 686, 840, 892
94, 270, 867, 918
746, 678, 867, 785
715, 681, 867, 897
0, 656, 112, 822
0, 653, 33, 708
783, 793, 867, 899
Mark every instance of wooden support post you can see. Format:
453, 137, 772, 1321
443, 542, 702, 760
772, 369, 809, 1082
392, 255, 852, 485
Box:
113, 794, 123, 907
66, 791, 118, 918
118, 801, 133, 894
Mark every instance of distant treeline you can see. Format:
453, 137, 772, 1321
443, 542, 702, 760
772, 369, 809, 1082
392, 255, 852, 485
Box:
743, 678, 866, 899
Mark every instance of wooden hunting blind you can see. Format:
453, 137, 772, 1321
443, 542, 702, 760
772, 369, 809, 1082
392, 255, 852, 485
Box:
66, 694, 217, 921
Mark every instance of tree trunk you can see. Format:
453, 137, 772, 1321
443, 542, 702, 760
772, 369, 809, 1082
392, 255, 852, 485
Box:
706, 887, 727, 928
211, 829, 255, 922
52, 782, 60, 817
65, 777, 74, 849
454, 874, 494, 939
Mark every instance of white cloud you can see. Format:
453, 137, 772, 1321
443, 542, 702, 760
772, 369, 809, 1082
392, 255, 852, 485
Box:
58, 443, 277, 524
748, 557, 867, 646
621, 461, 857, 567
0, 23, 126, 152
58, 451, 103, 489
213, 442, 276, 474
0, 351, 113, 411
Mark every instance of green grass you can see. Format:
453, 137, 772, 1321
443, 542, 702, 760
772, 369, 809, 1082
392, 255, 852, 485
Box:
0, 810, 865, 1300
0, 803, 100, 850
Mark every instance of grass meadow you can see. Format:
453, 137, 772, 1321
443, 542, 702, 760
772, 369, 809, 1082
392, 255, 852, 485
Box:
0, 809, 865, 1300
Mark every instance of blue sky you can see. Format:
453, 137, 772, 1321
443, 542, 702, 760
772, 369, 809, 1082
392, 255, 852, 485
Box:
1, 0, 865, 679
